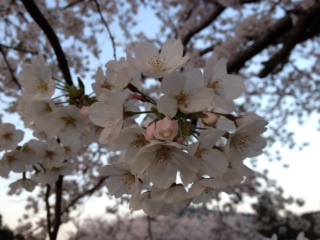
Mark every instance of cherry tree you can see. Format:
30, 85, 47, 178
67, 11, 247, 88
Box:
0, 0, 319, 239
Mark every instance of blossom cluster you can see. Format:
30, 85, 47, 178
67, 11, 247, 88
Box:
0, 39, 268, 216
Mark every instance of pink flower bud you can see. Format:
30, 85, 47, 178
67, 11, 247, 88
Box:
153, 117, 178, 141
202, 112, 219, 126
80, 106, 90, 122
176, 136, 184, 144
146, 122, 156, 140
132, 94, 145, 102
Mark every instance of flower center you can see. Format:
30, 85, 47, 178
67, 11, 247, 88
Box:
44, 103, 53, 113
122, 173, 135, 187
62, 116, 76, 128
101, 82, 113, 90
131, 135, 149, 149
37, 81, 48, 92
155, 147, 172, 165
4, 154, 15, 164
148, 56, 166, 71
194, 148, 207, 166
44, 150, 55, 160
203, 187, 214, 195
208, 79, 223, 91
2, 132, 13, 141
233, 135, 249, 152
177, 90, 192, 108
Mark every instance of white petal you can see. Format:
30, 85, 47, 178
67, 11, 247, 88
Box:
161, 72, 186, 95
157, 95, 178, 118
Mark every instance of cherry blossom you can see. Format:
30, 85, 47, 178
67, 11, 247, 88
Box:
98, 162, 141, 197
204, 57, 245, 112
225, 114, 268, 163
157, 70, 214, 117
0, 36, 269, 223
128, 39, 189, 78
88, 90, 124, 144
131, 142, 199, 189
20, 56, 55, 101
0, 123, 24, 151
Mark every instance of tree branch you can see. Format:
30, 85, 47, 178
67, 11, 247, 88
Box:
0, 45, 22, 89
20, 0, 73, 86
181, 3, 225, 47
147, 216, 154, 240
45, 184, 53, 239
258, 2, 320, 77
227, 15, 293, 73
0, 43, 38, 55
61, 176, 107, 215
93, 0, 117, 60
62, 0, 86, 10
52, 176, 63, 240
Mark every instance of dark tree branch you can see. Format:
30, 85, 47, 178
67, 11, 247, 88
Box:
227, 15, 293, 73
147, 216, 154, 240
0, 43, 38, 54
181, 3, 225, 47
227, 2, 320, 76
0, 45, 22, 89
20, 0, 73, 86
62, 0, 86, 10
61, 176, 107, 215
259, 2, 320, 77
93, 0, 117, 60
45, 184, 53, 239
199, 44, 216, 56
52, 176, 63, 240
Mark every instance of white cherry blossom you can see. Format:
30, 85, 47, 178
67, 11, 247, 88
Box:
131, 142, 199, 189
0, 123, 24, 151
128, 38, 189, 78
0, 150, 26, 177
157, 69, 214, 117
188, 178, 227, 204
204, 57, 245, 112
9, 178, 37, 193
225, 114, 268, 162
98, 162, 141, 197
20, 55, 55, 101
130, 191, 172, 217
92, 57, 139, 96
187, 128, 228, 178
55, 105, 88, 146
108, 125, 149, 162
36, 139, 65, 169
89, 90, 124, 144
32, 162, 72, 185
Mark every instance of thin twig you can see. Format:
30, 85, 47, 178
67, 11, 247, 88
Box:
45, 184, 52, 239
93, 0, 117, 60
0, 43, 38, 54
0, 45, 22, 89
61, 0, 86, 10
147, 216, 154, 240
61, 176, 107, 215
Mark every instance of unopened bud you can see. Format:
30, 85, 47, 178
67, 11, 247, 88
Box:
132, 94, 146, 102
202, 112, 219, 126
